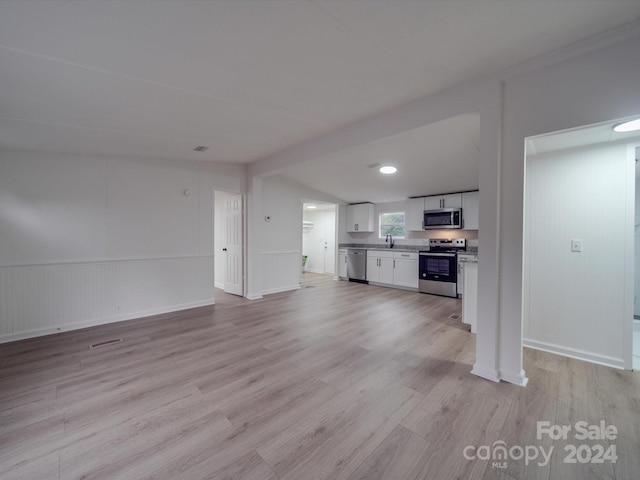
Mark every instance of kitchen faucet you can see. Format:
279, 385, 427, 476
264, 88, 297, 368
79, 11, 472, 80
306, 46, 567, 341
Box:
385, 234, 394, 248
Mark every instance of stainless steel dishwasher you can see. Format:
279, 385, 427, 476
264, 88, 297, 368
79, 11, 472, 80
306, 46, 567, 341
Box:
347, 249, 367, 283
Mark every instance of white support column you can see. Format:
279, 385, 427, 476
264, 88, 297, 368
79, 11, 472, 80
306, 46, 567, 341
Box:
246, 176, 264, 300
472, 81, 510, 383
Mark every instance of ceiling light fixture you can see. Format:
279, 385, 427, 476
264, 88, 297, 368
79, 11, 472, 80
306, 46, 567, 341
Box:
306, 205, 317, 209
379, 166, 397, 174
612, 119, 640, 133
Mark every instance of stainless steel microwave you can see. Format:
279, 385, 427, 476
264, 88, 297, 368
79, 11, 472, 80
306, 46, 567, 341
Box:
423, 208, 462, 229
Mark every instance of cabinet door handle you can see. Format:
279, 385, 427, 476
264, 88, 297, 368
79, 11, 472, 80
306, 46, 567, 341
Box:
393, 259, 396, 268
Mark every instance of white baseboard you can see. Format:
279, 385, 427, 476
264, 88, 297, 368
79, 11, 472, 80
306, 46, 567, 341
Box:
500, 369, 529, 387
245, 293, 263, 300
524, 338, 625, 370
304, 268, 324, 274
261, 284, 301, 296
0, 299, 215, 344
470, 364, 501, 383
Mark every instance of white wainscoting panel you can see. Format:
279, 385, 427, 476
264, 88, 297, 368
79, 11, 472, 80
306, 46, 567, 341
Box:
260, 251, 302, 295
524, 142, 632, 367
0, 256, 214, 342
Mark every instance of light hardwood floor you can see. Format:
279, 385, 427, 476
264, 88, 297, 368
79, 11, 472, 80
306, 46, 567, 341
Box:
1, 273, 638, 480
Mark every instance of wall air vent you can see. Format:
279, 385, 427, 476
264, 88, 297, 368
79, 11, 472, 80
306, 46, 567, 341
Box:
193, 146, 209, 152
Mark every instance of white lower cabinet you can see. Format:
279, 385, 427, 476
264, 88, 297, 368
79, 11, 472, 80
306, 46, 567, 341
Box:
366, 250, 418, 290
338, 249, 348, 279
392, 252, 419, 289
366, 250, 394, 284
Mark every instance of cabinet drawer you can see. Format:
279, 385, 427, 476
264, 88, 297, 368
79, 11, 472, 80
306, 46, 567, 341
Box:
393, 251, 417, 260
368, 250, 394, 258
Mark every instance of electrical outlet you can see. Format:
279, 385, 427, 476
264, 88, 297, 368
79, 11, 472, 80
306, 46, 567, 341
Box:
571, 239, 582, 253
265, 216, 271, 222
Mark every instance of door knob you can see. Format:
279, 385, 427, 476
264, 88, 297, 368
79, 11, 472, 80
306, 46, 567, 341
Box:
222, 248, 227, 252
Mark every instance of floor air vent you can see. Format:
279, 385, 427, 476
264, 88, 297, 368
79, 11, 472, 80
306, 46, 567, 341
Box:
89, 338, 123, 349
448, 314, 461, 320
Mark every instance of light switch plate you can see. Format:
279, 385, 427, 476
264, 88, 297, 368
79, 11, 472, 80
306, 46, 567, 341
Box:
571, 239, 582, 252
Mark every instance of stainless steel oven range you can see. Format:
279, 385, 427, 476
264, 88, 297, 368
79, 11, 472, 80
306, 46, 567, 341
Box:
419, 238, 466, 297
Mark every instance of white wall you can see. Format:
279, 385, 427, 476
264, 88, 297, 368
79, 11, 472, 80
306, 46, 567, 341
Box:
253, 175, 341, 297
524, 142, 634, 367
0, 150, 246, 341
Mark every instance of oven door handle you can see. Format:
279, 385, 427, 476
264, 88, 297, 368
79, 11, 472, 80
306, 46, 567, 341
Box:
419, 252, 456, 257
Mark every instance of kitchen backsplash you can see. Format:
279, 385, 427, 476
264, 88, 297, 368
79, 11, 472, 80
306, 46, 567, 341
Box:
343, 229, 478, 246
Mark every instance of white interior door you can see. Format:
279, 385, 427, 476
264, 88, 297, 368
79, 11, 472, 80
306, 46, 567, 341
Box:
224, 195, 243, 296
323, 210, 336, 275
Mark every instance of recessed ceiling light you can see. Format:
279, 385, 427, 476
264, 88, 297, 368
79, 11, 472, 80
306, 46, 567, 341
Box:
612, 119, 640, 133
379, 166, 397, 174
306, 205, 317, 209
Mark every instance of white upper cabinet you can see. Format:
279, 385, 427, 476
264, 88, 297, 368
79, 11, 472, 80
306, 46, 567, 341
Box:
462, 191, 479, 230
424, 193, 462, 210
346, 203, 375, 232
406, 197, 426, 231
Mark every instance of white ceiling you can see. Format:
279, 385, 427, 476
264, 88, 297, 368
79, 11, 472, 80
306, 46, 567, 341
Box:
282, 113, 480, 203
1, 1, 640, 201
527, 121, 640, 156
528, 121, 640, 179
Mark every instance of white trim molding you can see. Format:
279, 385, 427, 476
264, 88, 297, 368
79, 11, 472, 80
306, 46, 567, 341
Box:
524, 339, 625, 370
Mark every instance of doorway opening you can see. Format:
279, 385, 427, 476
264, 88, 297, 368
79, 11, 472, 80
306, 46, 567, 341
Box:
634, 146, 640, 369
214, 190, 244, 297
302, 202, 337, 279
523, 117, 640, 370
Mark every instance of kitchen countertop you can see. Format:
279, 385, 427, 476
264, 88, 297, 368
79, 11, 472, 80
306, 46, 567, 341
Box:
339, 244, 479, 255
338, 244, 422, 252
